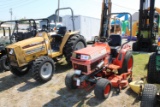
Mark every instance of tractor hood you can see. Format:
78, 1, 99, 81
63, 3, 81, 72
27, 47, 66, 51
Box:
6, 37, 45, 49
72, 43, 111, 60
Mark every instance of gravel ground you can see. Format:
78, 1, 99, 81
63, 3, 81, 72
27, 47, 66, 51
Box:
0, 60, 141, 107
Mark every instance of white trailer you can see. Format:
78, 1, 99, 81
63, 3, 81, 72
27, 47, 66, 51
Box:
62, 15, 100, 42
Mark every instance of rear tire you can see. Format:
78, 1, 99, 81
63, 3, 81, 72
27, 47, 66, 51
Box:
0, 55, 10, 71
65, 71, 77, 89
64, 35, 87, 65
31, 56, 55, 83
147, 53, 160, 83
118, 51, 133, 74
140, 84, 157, 107
94, 78, 112, 100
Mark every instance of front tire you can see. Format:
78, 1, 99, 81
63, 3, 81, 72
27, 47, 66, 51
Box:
94, 78, 112, 100
140, 84, 157, 107
147, 53, 160, 83
10, 65, 30, 76
31, 56, 55, 83
0, 55, 10, 71
65, 71, 77, 89
64, 35, 87, 65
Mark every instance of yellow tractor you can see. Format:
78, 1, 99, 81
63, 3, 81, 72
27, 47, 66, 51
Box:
6, 7, 87, 83
0, 19, 39, 72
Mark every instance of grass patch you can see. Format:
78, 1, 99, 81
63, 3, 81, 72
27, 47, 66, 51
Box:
132, 53, 160, 91
132, 53, 149, 80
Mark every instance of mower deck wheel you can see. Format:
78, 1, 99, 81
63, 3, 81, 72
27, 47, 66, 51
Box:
94, 78, 112, 100
140, 84, 157, 107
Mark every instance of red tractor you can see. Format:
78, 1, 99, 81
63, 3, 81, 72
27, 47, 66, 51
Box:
65, 0, 133, 100
65, 36, 133, 99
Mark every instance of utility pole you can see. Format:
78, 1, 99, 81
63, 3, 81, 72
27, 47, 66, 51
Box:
9, 8, 13, 29
57, 0, 60, 22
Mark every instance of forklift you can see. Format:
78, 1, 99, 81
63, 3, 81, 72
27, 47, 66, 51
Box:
133, 0, 160, 52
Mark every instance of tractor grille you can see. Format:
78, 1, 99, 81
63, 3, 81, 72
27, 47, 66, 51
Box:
9, 55, 18, 66
74, 64, 87, 73
7, 48, 18, 66
91, 61, 99, 70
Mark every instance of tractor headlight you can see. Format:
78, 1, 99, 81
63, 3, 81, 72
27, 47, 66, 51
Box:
80, 55, 90, 60
9, 49, 14, 55
74, 70, 81, 75
72, 52, 76, 58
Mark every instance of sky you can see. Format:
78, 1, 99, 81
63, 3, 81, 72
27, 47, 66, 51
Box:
0, 0, 160, 21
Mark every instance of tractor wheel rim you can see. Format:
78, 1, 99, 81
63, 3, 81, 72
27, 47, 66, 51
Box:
40, 62, 52, 79
18, 66, 28, 72
21, 67, 27, 72
104, 84, 111, 96
74, 41, 85, 50
128, 57, 133, 71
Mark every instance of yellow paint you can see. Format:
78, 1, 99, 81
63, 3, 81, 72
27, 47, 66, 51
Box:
51, 52, 62, 57
59, 31, 79, 53
129, 80, 144, 94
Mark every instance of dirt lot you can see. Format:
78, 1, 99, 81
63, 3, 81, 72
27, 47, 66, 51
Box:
0, 40, 156, 107
0, 57, 142, 107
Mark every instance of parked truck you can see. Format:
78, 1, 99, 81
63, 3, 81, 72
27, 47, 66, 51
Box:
62, 15, 100, 42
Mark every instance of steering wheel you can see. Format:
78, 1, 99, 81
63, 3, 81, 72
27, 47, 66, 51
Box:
99, 37, 112, 43
106, 38, 112, 43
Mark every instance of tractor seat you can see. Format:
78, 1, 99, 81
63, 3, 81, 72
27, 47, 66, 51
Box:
57, 26, 67, 36
14, 32, 24, 41
108, 34, 122, 57
50, 26, 67, 37
50, 34, 63, 52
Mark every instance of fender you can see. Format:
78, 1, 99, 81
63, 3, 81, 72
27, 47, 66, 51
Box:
59, 31, 80, 53
113, 44, 131, 68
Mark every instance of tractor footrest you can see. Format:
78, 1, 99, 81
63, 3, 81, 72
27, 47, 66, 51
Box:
120, 80, 128, 83
120, 80, 128, 88
108, 64, 120, 70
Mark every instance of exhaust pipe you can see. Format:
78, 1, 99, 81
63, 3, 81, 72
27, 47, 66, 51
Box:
96, 61, 104, 69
